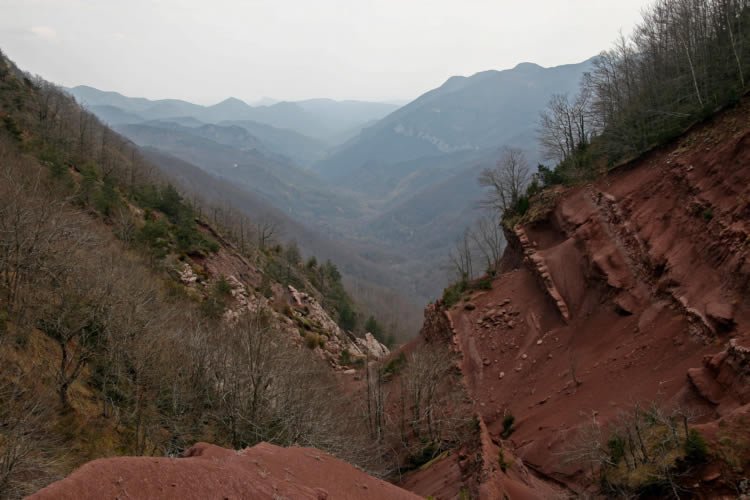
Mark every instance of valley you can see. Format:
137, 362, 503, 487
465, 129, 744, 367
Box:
2, 0, 750, 498
68, 56, 592, 325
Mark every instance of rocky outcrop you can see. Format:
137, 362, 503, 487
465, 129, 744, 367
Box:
689, 340, 750, 414
356, 332, 390, 359
29, 442, 420, 500
177, 242, 390, 371
288, 285, 390, 364
514, 226, 570, 321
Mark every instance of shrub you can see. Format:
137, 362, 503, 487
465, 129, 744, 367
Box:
339, 349, 352, 366
2, 115, 22, 141
200, 293, 226, 319
607, 435, 626, 466
501, 413, 515, 439
138, 219, 170, 259
407, 440, 440, 469
364, 315, 388, 343
337, 302, 357, 331
382, 352, 406, 376
215, 275, 232, 296
205, 238, 220, 253
442, 280, 466, 308
497, 448, 515, 473
304, 332, 324, 349
514, 195, 530, 216
473, 276, 493, 291
685, 428, 708, 464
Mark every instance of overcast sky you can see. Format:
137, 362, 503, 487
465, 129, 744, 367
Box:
1, 0, 648, 104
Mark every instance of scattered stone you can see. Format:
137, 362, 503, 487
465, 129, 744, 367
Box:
483, 358, 491, 366
702, 466, 721, 482
521, 354, 528, 360
536, 339, 543, 345
498, 372, 505, 379
464, 302, 477, 311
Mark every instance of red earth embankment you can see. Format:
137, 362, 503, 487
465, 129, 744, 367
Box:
408, 99, 750, 497
28, 442, 421, 500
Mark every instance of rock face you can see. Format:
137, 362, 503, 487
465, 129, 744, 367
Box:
177, 236, 390, 370
356, 332, 390, 359
29, 442, 420, 500
288, 285, 390, 364
407, 97, 750, 497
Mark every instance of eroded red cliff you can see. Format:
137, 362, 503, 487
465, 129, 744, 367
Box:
408, 98, 750, 497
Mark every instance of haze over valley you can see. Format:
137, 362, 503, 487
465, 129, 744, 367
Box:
66, 56, 593, 326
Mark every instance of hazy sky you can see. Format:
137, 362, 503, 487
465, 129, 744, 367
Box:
1, 0, 648, 104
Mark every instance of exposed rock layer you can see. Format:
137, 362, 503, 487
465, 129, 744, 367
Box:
408, 98, 750, 496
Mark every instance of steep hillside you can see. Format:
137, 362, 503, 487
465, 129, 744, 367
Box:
0, 50, 402, 498
406, 97, 750, 498
114, 121, 364, 223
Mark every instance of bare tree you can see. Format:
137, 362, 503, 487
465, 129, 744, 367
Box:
471, 214, 506, 274
479, 147, 531, 215
0, 366, 61, 497
448, 227, 475, 281
537, 89, 594, 165
584, 0, 750, 161
255, 218, 280, 250
37, 254, 109, 409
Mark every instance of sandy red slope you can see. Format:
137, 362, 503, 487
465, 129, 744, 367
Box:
28, 442, 420, 500
405, 98, 750, 497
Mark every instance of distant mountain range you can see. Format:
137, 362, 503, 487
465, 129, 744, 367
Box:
71, 57, 593, 303
67, 85, 399, 145
314, 58, 595, 182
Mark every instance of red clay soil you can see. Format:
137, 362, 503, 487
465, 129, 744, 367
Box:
404, 98, 750, 497
28, 442, 421, 500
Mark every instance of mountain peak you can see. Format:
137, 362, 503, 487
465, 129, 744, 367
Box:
512, 61, 543, 71
214, 96, 249, 107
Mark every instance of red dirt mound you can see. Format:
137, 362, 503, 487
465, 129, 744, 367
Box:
28, 442, 420, 500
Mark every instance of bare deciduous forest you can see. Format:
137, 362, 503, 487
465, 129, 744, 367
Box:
0, 51, 473, 498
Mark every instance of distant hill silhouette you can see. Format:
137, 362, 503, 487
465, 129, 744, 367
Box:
67, 86, 398, 143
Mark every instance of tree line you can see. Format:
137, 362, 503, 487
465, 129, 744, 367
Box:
539, 0, 750, 182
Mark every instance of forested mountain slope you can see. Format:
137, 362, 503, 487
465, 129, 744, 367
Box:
0, 50, 403, 498
315, 58, 593, 183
